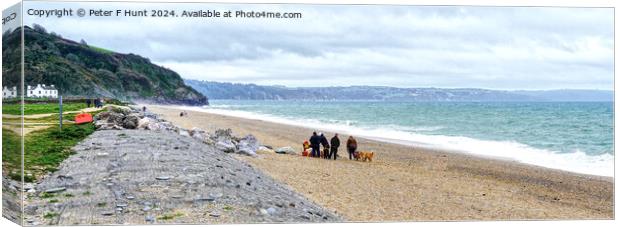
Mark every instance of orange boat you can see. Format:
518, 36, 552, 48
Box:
74, 113, 93, 124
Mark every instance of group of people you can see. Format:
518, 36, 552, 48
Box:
85, 98, 104, 108
306, 132, 358, 160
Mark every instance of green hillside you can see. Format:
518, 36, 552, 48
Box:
2, 25, 208, 105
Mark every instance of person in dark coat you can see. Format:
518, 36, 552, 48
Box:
93, 98, 101, 108
329, 133, 340, 160
86, 99, 91, 108
346, 136, 358, 160
309, 132, 321, 158
319, 133, 330, 159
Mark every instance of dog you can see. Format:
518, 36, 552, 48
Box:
353, 151, 362, 161
358, 151, 375, 162
323, 147, 330, 159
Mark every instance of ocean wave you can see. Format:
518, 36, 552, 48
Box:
180, 106, 614, 177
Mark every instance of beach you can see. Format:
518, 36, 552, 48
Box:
146, 105, 613, 221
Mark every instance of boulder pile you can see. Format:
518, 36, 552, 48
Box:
94, 106, 260, 156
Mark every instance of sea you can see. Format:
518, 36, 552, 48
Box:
182, 100, 614, 177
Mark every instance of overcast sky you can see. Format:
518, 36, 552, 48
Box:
24, 2, 613, 90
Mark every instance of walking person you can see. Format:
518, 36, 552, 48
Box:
86, 99, 91, 108
309, 132, 321, 158
319, 132, 330, 159
346, 136, 358, 160
329, 133, 340, 160
93, 98, 101, 108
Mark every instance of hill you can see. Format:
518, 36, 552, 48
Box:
2, 26, 208, 105
185, 80, 613, 102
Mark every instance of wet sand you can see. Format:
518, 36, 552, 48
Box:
147, 105, 613, 221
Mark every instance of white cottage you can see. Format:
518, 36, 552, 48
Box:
2, 86, 18, 99
27, 84, 58, 98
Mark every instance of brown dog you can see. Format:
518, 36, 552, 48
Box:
353, 152, 362, 161
359, 151, 374, 162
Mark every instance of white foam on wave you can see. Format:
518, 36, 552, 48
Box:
178, 105, 614, 177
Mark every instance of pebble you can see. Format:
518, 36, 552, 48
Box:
266, 207, 277, 215
156, 176, 171, 180
116, 203, 128, 208
208, 192, 223, 199
44, 187, 66, 193
145, 215, 155, 223
101, 211, 114, 216
126, 196, 135, 200
142, 206, 151, 212
259, 209, 269, 216
197, 196, 215, 202
209, 212, 221, 217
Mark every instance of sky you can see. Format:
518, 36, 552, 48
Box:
22, 2, 614, 90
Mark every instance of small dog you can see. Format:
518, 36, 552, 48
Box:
358, 151, 374, 162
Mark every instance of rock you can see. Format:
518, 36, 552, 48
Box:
195, 196, 215, 202
44, 187, 66, 193
191, 131, 206, 141
237, 134, 259, 156
122, 114, 140, 129
177, 129, 190, 137
275, 146, 297, 155
111, 106, 133, 115
137, 117, 154, 130
209, 212, 221, 217
146, 122, 162, 131
145, 215, 155, 223
126, 196, 135, 200
105, 112, 125, 125
257, 146, 274, 154
189, 127, 205, 136
266, 207, 277, 215
259, 208, 269, 216
201, 137, 216, 146
212, 128, 234, 142
215, 141, 237, 153
156, 176, 171, 180
208, 192, 223, 199
101, 211, 115, 216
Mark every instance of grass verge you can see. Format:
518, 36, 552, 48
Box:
2, 123, 96, 182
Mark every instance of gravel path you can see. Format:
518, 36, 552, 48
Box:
23, 130, 342, 225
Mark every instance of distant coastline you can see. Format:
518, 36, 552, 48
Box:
185, 80, 613, 102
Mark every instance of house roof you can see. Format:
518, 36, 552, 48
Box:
3, 86, 16, 91
28, 84, 58, 91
